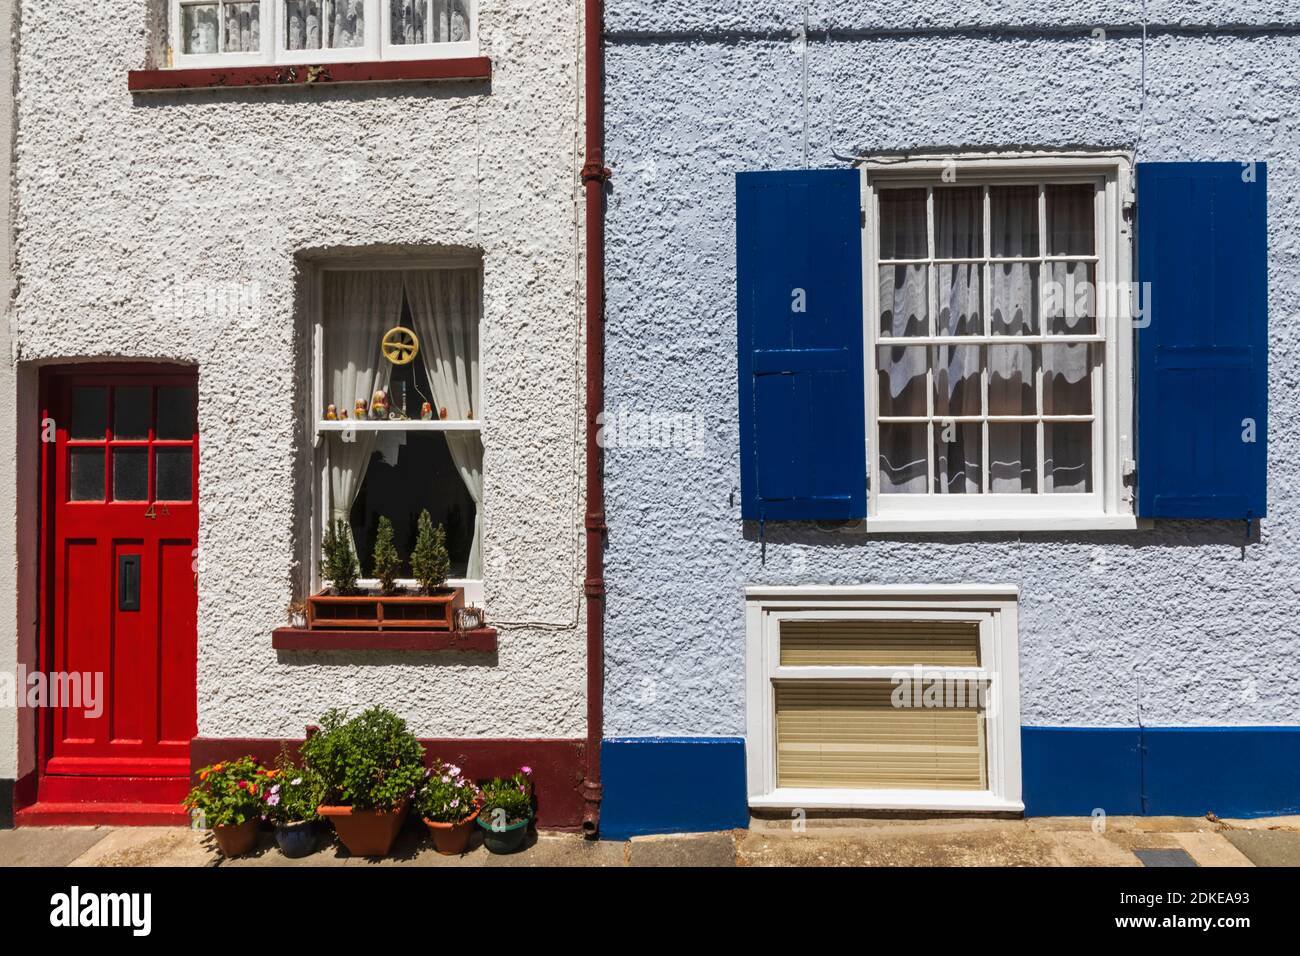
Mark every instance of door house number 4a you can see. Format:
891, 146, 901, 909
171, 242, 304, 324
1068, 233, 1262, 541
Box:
144, 504, 171, 520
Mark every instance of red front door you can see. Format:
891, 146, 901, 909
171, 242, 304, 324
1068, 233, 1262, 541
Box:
42, 369, 198, 799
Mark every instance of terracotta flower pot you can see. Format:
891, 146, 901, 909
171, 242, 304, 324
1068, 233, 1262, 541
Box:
477, 812, 532, 855
423, 808, 480, 856
318, 801, 410, 857
211, 820, 259, 858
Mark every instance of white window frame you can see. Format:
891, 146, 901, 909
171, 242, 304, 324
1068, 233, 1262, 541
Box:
307, 255, 484, 606
745, 585, 1023, 813
170, 0, 477, 70
861, 152, 1140, 533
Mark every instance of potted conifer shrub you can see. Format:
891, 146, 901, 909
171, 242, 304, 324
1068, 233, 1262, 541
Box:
182, 756, 266, 858
302, 707, 426, 858
476, 767, 534, 854
417, 759, 481, 855
306, 512, 464, 630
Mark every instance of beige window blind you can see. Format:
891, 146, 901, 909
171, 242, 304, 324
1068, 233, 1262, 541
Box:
779, 619, 981, 668
775, 681, 987, 790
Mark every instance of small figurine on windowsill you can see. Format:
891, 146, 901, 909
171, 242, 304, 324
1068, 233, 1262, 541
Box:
355, 399, 367, 421
325, 404, 338, 421
371, 389, 388, 420
339, 409, 348, 419
420, 402, 434, 421
439, 406, 448, 421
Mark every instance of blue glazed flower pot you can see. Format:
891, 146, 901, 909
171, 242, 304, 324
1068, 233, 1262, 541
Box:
275, 821, 322, 859
477, 812, 532, 854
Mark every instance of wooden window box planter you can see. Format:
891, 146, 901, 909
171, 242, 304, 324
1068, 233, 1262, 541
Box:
307, 588, 464, 631
272, 626, 496, 653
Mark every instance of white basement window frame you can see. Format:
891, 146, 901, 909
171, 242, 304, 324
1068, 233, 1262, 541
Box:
745, 585, 1023, 813
307, 255, 484, 607
861, 153, 1138, 533
170, 0, 477, 70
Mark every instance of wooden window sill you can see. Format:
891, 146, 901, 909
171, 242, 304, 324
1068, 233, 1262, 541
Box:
272, 626, 497, 652
128, 57, 491, 93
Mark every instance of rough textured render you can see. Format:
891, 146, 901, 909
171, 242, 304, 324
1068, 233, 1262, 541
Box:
0, 0, 14, 780
602, 3, 1300, 735
12, 2, 588, 739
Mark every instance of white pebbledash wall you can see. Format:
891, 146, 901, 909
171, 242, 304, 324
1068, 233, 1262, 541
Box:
9, 2, 588, 748
0, 0, 16, 787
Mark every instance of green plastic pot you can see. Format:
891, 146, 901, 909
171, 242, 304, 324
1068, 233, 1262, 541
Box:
477, 812, 532, 854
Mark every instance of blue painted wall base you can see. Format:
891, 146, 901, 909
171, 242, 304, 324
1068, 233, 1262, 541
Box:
1023, 726, 1300, 818
599, 737, 749, 840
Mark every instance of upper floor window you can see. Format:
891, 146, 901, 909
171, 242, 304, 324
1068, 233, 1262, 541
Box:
171, 0, 476, 68
865, 159, 1134, 529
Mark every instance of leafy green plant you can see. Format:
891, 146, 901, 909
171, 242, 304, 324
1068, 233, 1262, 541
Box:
372, 515, 401, 595
260, 749, 324, 826
479, 767, 533, 830
409, 509, 450, 594
182, 756, 266, 828
322, 518, 360, 595
299, 707, 426, 811
415, 759, 480, 823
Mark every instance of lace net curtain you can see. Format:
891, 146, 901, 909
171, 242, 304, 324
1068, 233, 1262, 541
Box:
878, 184, 1094, 496
322, 268, 483, 580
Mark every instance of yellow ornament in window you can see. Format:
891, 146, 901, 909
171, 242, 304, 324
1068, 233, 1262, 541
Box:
381, 326, 420, 366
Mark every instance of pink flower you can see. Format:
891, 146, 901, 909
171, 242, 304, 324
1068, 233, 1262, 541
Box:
448, 764, 462, 776
441, 775, 451, 784
450, 798, 460, 809
521, 766, 533, 776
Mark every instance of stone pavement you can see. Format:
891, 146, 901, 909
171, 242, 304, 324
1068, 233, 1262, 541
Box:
1, 815, 1297, 867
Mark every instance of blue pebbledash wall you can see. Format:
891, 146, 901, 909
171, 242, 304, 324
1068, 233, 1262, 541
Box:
601, 3, 1300, 836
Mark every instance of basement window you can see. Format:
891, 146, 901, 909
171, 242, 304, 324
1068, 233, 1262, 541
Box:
169, 0, 476, 68
745, 586, 1023, 812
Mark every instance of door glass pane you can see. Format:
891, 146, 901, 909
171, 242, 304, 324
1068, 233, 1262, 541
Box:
1046, 183, 1095, 255
69, 448, 105, 501
156, 449, 193, 501
157, 387, 196, 440
990, 185, 1039, 257
113, 449, 149, 501
934, 187, 982, 258
878, 188, 927, 259
878, 423, 927, 494
113, 387, 151, 440
70, 387, 108, 440
1045, 423, 1092, 493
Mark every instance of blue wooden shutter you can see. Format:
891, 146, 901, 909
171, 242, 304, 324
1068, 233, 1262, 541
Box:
1136, 162, 1268, 519
736, 169, 866, 521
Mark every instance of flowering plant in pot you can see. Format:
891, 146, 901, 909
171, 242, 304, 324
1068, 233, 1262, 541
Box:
476, 767, 534, 854
300, 706, 426, 857
416, 760, 481, 855
260, 751, 325, 859
182, 756, 266, 858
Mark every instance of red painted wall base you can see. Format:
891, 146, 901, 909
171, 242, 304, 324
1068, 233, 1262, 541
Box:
191, 736, 588, 830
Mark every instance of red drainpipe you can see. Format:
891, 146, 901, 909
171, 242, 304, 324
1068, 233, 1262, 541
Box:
580, 0, 610, 837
